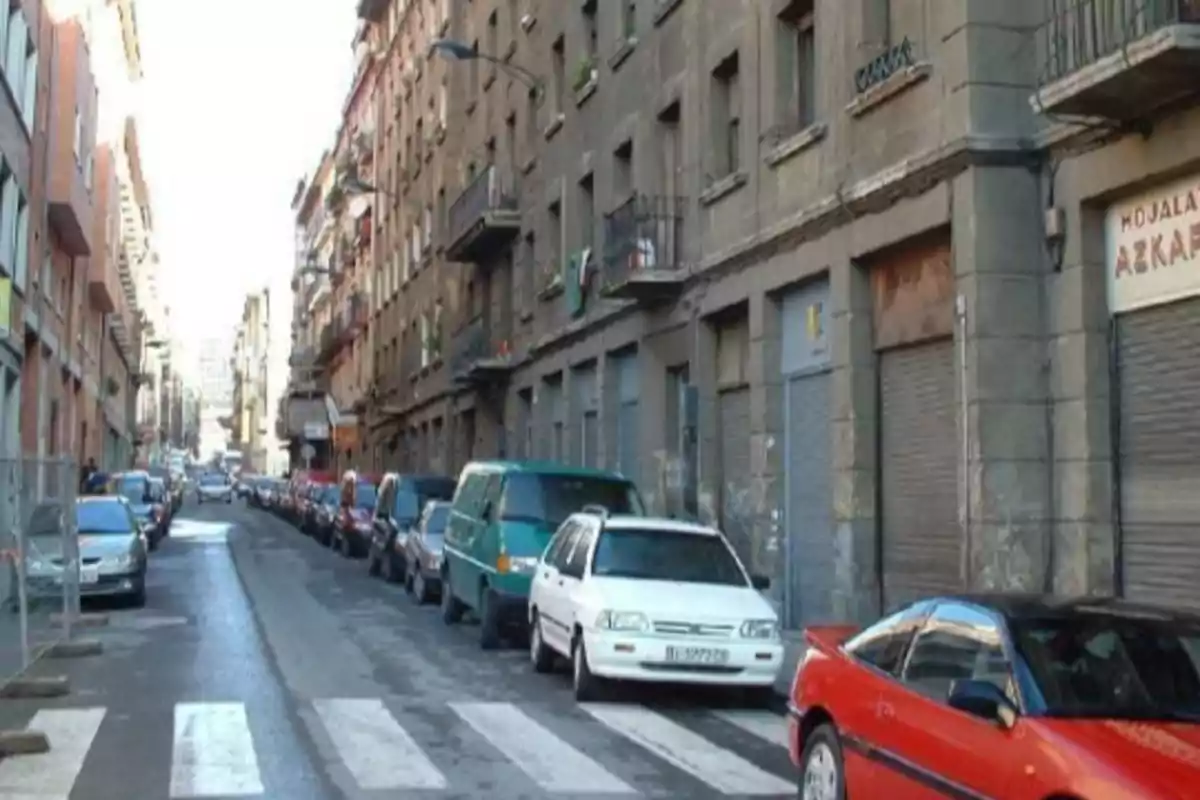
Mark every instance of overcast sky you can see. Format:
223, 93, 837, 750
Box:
134, 0, 358, 376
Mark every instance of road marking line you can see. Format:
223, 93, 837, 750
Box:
713, 709, 788, 747
451, 701, 635, 794
582, 703, 793, 796
0, 707, 106, 799
313, 698, 446, 790
169, 702, 263, 797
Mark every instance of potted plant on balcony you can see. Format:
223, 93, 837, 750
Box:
105, 376, 121, 397
573, 55, 597, 94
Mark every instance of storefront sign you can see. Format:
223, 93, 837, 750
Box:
1107, 173, 1200, 314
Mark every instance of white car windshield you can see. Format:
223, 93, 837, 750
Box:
200, 475, 226, 487
590, 528, 748, 587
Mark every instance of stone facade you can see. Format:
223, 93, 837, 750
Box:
305, 0, 1200, 623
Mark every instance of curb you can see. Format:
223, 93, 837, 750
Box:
0, 729, 50, 756
0, 675, 70, 699
46, 639, 103, 659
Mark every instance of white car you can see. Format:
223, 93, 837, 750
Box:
527, 510, 783, 703
196, 475, 233, 504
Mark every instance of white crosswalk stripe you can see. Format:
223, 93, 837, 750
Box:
314, 697, 447, 790
169, 702, 264, 798
0, 698, 790, 797
582, 703, 795, 796
0, 707, 106, 800
451, 701, 637, 794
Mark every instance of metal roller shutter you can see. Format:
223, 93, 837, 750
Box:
719, 386, 753, 561
1117, 297, 1200, 611
614, 354, 640, 482
574, 367, 598, 467
784, 372, 832, 629
880, 339, 960, 610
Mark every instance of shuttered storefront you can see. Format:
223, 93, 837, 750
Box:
781, 283, 833, 630
879, 340, 960, 609
612, 352, 640, 483
719, 386, 752, 560
573, 364, 599, 467
1116, 297, 1200, 611
541, 377, 564, 461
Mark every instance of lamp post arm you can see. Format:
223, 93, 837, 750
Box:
471, 52, 543, 96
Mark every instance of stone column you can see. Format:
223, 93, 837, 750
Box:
829, 259, 879, 622
748, 291, 785, 597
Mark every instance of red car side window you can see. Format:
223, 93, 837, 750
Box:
845, 601, 933, 676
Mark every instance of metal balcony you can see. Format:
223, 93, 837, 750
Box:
1033, 0, 1200, 120
600, 195, 687, 304
446, 165, 521, 264
449, 317, 513, 385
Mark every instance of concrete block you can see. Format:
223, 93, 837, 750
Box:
46, 639, 103, 659
970, 400, 1049, 462
0, 675, 70, 699
0, 729, 50, 756
969, 336, 1046, 402
50, 612, 110, 629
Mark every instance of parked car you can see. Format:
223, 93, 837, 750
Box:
18, 497, 149, 608
297, 483, 328, 533
109, 471, 166, 549
404, 500, 452, 604
527, 509, 779, 703
149, 466, 182, 514
366, 474, 458, 582
196, 473, 233, 504
309, 484, 342, 547
331, 474, 379, 558
147, 477, 173, 534
788, 594, 1200, 799
440, 461, 644, 649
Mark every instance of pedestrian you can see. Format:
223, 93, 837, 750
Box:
79, 457, 97, 494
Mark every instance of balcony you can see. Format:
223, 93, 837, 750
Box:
600, 195, 686, 304
356, 0, 387, 22
1033, 0, 1200, 120
338, 292, 368, 344
449, 317, 513, 385
446, 165, 521, 264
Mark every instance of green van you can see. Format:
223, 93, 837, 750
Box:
441, 461, 644, 649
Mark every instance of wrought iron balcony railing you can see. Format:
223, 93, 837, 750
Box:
601, 194, 686, 302
449, 316, 513, 384
446, 164, 521, 263
1035, 0, 1200, 117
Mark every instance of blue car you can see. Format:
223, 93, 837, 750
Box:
110, 471, 168, 549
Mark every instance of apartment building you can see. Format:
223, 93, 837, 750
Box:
230, 289, 270, 473
0, 0, 39, 458
295, 0, 1200, 624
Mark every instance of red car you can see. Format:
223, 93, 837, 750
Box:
789, 594, 1200, 799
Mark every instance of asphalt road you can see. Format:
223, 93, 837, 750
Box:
0, 499, 797, 800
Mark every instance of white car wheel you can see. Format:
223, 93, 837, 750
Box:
801, 739, 841, 800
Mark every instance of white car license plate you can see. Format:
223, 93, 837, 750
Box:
79, 567, 100, 585
665, 646, 730, 665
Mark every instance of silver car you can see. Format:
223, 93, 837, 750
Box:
196, 473, 233, 504
21, 497, 148, 607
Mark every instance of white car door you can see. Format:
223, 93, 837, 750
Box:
555, 522, 596, 643
535, 521, 581, 654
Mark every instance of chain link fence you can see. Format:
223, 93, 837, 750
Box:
0, 457, 80, 689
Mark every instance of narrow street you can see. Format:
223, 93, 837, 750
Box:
0, 500, 795, 799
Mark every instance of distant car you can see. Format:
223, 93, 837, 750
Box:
196, 473, 233, 504
367, 474, 458, 583
527, 510, 780, 703
18, 497, 148, 607
787, 594, 1200, 799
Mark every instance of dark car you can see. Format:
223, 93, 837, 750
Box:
147, 477, 172, 534
332, 479, 379, 559
366, 474, 458, 583
309, 485, 341, 546
111, 471, 166, 549
404, 500, 451, 604
149, 466, 182, 513
789, 594, 1200, 799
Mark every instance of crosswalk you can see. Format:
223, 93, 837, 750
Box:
0, 697, 795, 798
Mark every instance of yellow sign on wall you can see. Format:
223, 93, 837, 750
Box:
0, 276, 10, 340
806, 301, 823, 341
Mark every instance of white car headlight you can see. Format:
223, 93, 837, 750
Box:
99, 554, 135, 571
595, 610, 650, 632
739, 619, 780, 640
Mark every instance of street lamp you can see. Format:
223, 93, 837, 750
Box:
429, 37, 545, 104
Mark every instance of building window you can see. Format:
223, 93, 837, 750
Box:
4, 8, 26, 117
776, 1, 815, 134
657, 101, 681, 200
14, 196, 26, 291
582, 0, 598, 59
711, 53, 741, 178
613, 139, 633, 201
486, 10, 498, 78
578, 172, 594, 250
469, 39, 480, 96
0, 169, 17, 280
508, 0, 520, 43
521, 230, 535, 306
73, 110, 82, 163
621, 0, 636, 40
524, 89, 538, 159
437, 82, 447, 127
551, 34, 565, 115
20, 38, 35, 132
547, 195, 563, 275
